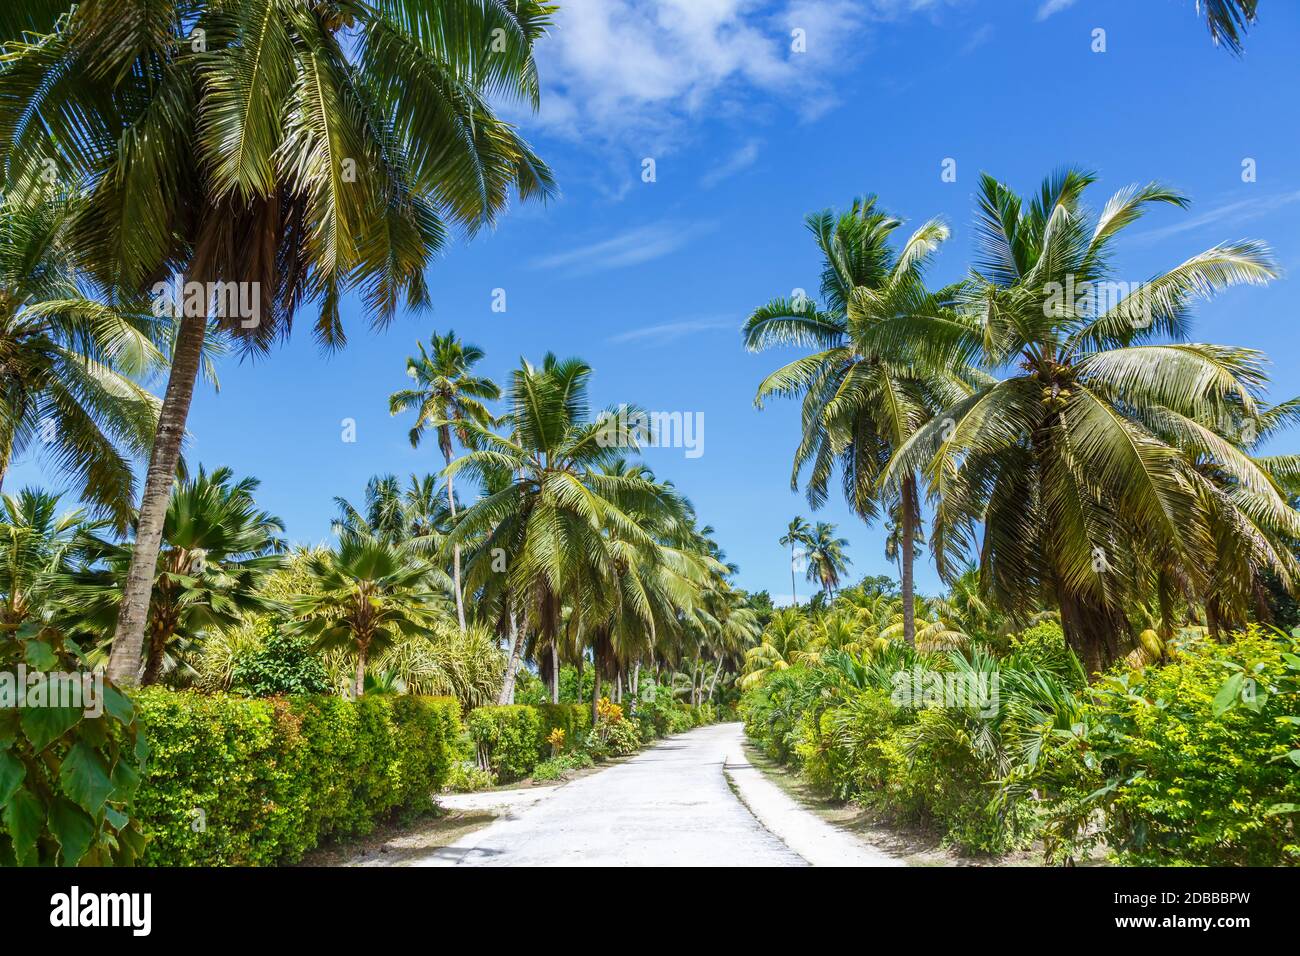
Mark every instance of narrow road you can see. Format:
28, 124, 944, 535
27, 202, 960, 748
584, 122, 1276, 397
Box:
416, 722, 889, 867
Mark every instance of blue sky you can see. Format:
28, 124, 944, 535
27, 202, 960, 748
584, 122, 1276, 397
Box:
12, 0, 1300, 603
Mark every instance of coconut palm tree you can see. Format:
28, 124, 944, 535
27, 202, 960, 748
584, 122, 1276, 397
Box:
389, 332, 500, 631
804, 521, 850, 598
0, 0, 557, 685
288, 532, 446, 698
0, 194, 161, 526
71, 466, 286, 685
778, 517, 811, 606
447, 354, 681, 715
0, 489, 99, 634
876, 169, 1296, 673
746, 196, 980, 645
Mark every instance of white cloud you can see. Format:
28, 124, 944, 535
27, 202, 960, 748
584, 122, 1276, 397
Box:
1036, 0, 1078, 21
529, 220, 717, 275
1132, 190, 1300, 244
699, 140, 761, 188
608, 318, 737, 345
961, 22, 995, 54
527, 0, 879, 151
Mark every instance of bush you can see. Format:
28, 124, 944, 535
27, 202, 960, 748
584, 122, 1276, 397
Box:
230, 627, 330, 696
535, 703, 592, 752
1042, 627, 1300, 866
444, 760, 495, 793
132, 689, 460, 865
532, 750, 595, 783
466, 705, 544, 782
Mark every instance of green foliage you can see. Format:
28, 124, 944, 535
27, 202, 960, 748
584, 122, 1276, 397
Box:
467, 705, 544, 783
132, 689, 460, 865
531, 750, 595, 783
0, 623, 146, 866
444, 760, 495, 793
230, 625, 330, 696
535, 703, 592, 750
1041, 627, 1300, 866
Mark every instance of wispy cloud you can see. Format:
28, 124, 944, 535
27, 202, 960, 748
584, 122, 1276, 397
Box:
1036, 0, 1077, 21
961, 23, 995, 54
530, 220, 717, 276
700, 140, 761, 189
1132, 190, 1300, 244
608, 318, 736, 346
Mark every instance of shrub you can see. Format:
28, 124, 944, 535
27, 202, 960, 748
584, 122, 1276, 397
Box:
1042, 627, 1300, 866
444, 760, 495, 793
466, 705, 544, 782
0, 623, 146, 866
532, 750, 595, 783
131, 689, 459, 865
230, 627, 330, 696
534, 703, 591, 753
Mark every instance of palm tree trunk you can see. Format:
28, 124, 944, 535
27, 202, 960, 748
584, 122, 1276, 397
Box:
632, 661, 641, 705
550, 642, 559, 704
443, 450, 466, 632
107, 314, 207, 686
900, 474, 918, 647
591, 663, 601, 722
790, 545, 798, 606
497, 609, 524, 704
354, 641, 368, 698
705, 658, 723, 705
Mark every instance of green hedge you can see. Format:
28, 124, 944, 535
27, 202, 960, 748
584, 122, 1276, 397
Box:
468, 700, 715, 782
467, 705, 544, 782
132, 690, 460, 865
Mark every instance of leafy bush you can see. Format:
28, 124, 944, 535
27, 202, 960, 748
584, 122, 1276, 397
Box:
532, 750, 595, 783
1042, 627, 1300, 866
535, 703, 592, 751
132, 689, 460, 865
444, 760, 495, 793
466, 705, 544, 782
1, 623, 147, 865
230, 627, 330, 696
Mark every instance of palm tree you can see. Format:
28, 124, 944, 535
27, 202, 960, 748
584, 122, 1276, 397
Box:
804, 521, 850, 598
0, 194, 161, 525
71, 467, 286, 685
390, 332, 500, 631
746, 196, 979, 646
0, 0, 557, 685
447, 355, 683, 717
0, 488, 97, 633
779, 517, 811, 606
877, 169, 1295, 673
289, 533, 445, 698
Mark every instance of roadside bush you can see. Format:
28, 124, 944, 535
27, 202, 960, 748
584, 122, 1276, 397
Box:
466, 705, 543, 782
444, 760, 495, 793
230, 627, 330, 696
132, 689, 460, 865
532, 750, 595, 783
535, 703, 591, 752
1042, 627, 1300, 865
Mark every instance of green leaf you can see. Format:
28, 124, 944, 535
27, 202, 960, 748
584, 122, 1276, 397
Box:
59, 741, 115, 815
101, 685, 135, 724
19, 705, 83, 751
47, 797, 94, 866
3, 789, 44, 865
1288, 750, 1300, 767
1265, 803, 1300, 816
0, 750, 25, 804
1212, 672, 1244, 715
22, 639, 58, 670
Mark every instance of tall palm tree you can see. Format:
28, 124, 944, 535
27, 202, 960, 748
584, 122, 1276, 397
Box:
389, 332, 500, 631
0, 0, 557, 685
447, 354, 680, 716
778, 516, 811, 606
746, 197, 979, 646
289, 532, 445, 698
877, 169, 1295, 673
71, 466, 286, 685
0, 194, 160, 525
804, 521, 850, 598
